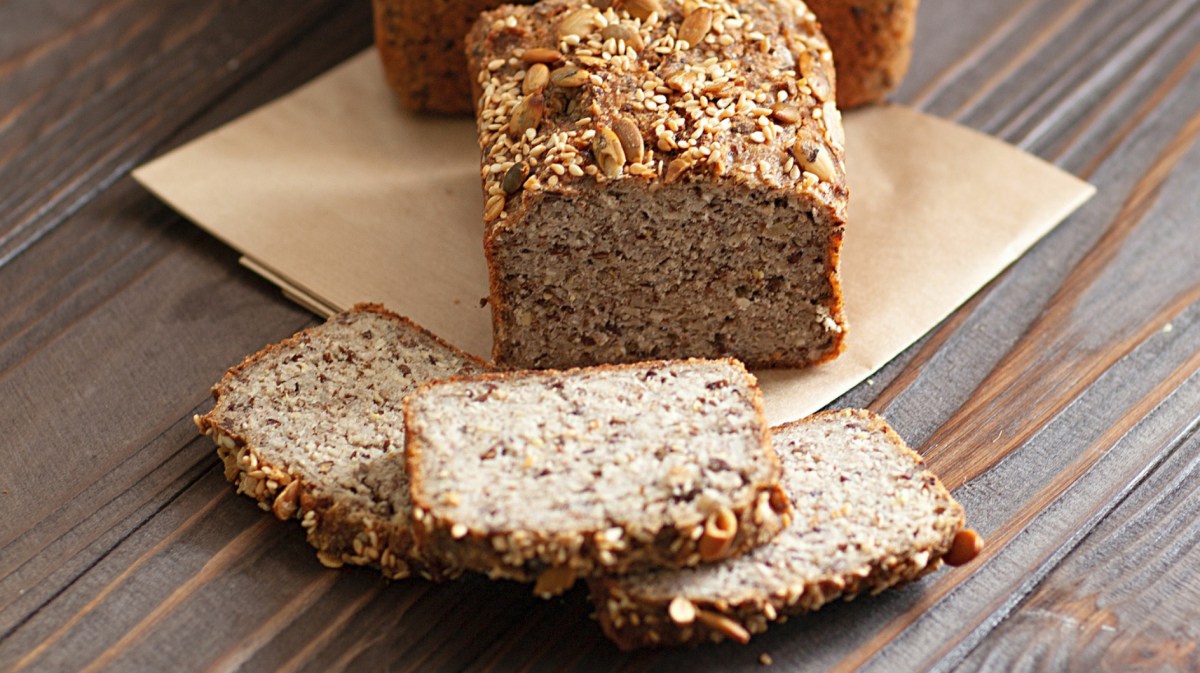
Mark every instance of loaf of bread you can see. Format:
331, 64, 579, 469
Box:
806, 0, 919, 107
195, 304, 490, 579
590, 409, 967, 648
373, 0, 913, 114
404, 358, 792, 595
466, 0, 848, 370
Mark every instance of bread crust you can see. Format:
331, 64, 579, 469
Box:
404, 358, 792, 592
589, 409, 965, 649
195, 303, 490, 580
807, 0, 919, 108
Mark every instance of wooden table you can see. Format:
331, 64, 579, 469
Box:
2, 1, 1199, 671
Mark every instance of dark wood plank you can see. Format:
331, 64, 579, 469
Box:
0, 0, 346, 267
957, 390, 1200, 671
0, 0, 372, 641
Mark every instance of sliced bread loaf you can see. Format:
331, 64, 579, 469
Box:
467, 0, 848, 370
404, 359, 792, 595
590, 409, 969, 648
195, 304, 490, 579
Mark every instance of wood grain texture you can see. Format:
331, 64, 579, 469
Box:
957, 384, 1200, 672
1, 0, 1199, 671
0, 0, 368, 644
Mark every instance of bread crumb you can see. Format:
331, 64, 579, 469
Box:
759, 653, 773, 666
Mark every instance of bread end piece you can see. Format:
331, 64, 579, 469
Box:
196, 303, 490, 580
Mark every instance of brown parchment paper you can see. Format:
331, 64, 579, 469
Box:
133, 50, 1095, 426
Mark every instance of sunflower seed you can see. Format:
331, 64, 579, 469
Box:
800, 51, 832, 102
621, 0, 662, 21
664, 156, 693, 183
793, 137, 837, 182
601, 23, 644, 52
612, 116, 644, 164
523, 63, 550, 94
559, 7, 600, 39
521, 47, 563, 64
770, 103, 801, 125
593, 127, 627, 178
677, 7, 713, 48
509, 93, 545, 136
484, 194, 506, 222
550, 65, 590, 88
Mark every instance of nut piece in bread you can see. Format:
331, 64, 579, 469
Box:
590, 409, 966, 648
404, 358, 792, 593
467, 0, 848, 370
195, 304, 490, 579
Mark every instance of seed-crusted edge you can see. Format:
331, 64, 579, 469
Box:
194, 303, 492, 581
465, 0, 849, 370
405, 358, 792, 591
587, 409, 966, 649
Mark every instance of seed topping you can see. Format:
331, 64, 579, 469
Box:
509, 93, 545, 137
475, 0, 840, 223
613, 116, 645, 164
620, 0, 663, 21
677, 7, 713, 49
523, 63, 550, 94
550, 65, 590, 88
593, 126, 627, 178
521, 47, 564, 64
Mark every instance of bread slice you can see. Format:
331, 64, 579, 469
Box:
195, 304, 490, 579
466, 0, 848, 370
404, 359, 792, 595
590, 409, 965, 648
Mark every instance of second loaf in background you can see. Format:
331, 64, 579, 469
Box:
372, 0, 918, 112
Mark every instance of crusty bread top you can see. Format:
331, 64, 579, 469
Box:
601, 409, 964, 603
405, 358, 780, 534
201, 304, 489, 519
466, 0, 847, 231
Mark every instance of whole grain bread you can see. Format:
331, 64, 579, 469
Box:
372, 0, 537, 114
467, 0, 848, 370
195, 304, 490, 579
404, 358, 792, 595
807, 0, 919, 108
590, 409, 965, 648
373, 0, 914, 114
